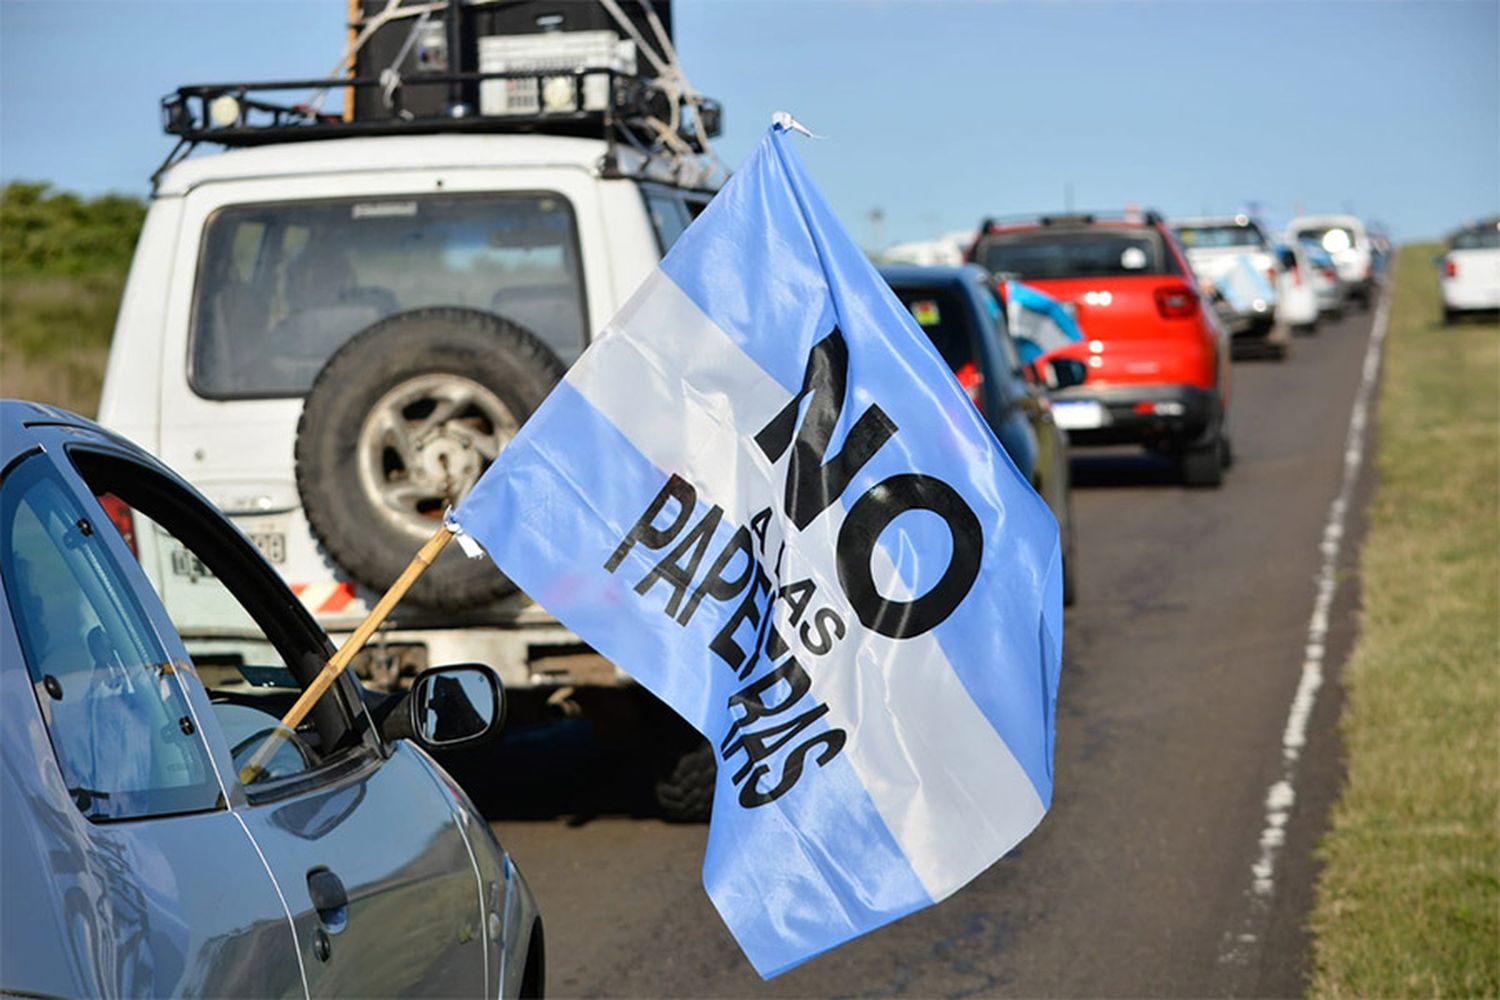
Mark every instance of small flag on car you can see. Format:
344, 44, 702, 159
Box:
451, 117, 1064, 978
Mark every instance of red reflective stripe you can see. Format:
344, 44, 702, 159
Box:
319, 584, 356, 614
287, 582, 357, 615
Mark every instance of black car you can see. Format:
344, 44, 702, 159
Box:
879, 264, 1078, 605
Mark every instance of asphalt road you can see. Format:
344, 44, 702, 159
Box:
476, 302, 1383, 998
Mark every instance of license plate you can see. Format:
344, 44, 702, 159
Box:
248, 532, 286, 564
166, 530, 283, 575
171, 546, 214, 579
1052, 400, 1106, 430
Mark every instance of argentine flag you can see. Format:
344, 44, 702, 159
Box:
452, 119, 1064, 978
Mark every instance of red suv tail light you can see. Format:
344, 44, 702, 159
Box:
97, 493, 138, 557
1154, 284, 1200, 319
1444, 258, 1458, 278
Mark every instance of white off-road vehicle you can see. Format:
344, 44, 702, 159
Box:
98, 2, 724, 818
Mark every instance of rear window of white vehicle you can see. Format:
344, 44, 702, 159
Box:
1451, 226, 1500, 251
191, 193, 587, 398
1295, 226, 1359, 254
1174, 224, 1267, 249
975, 230, 1173, 280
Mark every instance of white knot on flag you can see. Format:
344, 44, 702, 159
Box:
770, 110, 820, 139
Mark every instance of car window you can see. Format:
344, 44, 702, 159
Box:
0, 455, 222, 821
191, 192, 588, 398
1174, 225, 1267, 249
1451, 226, 1500, 250
643, 186, 691, 253
890, 285, 976, 373
1294, 226, 1358, 254
75, 451, 366, 794
976, 230, 1169, 279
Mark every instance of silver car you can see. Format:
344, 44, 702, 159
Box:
0, 400, 543, 997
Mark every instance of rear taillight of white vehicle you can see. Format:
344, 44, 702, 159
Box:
97, 493, 138, 557
1154, 284, 1200, 319
1444, 258, 1458, 278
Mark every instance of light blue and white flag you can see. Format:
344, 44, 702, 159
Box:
452, 118, 1064, 978
1005, 279, 1086, 363
1215, 253, 1277, 314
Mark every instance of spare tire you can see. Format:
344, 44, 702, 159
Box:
296, 307, 567, 610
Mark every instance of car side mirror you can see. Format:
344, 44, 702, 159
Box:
1049, 358, 1089, 390
380, 664, 505, 751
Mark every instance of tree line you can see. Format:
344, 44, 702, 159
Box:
2, 182, 147, 276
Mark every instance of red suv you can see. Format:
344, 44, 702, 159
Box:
971, 211, 1232, 487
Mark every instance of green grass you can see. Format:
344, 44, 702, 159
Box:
1308, 245, 1500, 997
0, 181, 143, 417
0, 271, 124, 417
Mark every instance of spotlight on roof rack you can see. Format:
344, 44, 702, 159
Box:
208, 95, 241, 128
540, 76, 577, 113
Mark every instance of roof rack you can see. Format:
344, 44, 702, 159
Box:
153, 1, 728, 192
156, 68, 719, 178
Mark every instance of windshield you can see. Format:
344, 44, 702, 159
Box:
1175, 224, 1266, 249
191, 193, 587, 398
976, 230, 1168, 280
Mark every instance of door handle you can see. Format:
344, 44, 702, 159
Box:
307, 867, 349, 932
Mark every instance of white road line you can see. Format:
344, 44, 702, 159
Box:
1219, 290, 1392, 967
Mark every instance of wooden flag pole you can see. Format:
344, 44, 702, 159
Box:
239, 523, 456, 785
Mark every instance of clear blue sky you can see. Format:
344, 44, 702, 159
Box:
2, 1, 1495, 243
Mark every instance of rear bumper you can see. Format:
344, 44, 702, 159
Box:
1441, 283, 1500, 311
1315, 286, 1344, 311
1051, 383, 1222, 449
1215, 302, 1274, 337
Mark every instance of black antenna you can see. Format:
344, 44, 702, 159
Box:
446, 0, 469, 117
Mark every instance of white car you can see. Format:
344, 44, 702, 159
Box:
1439, 217, 1500, 322
98, 57, 726, 819
1272, 242, 1320, 332
1298, 241, 1347, 318
1172, 215, 1281, 338
1286, 214, 1376, 308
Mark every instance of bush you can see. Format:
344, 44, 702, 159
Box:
1, 181, 145, 276
0, 182, 144, 415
